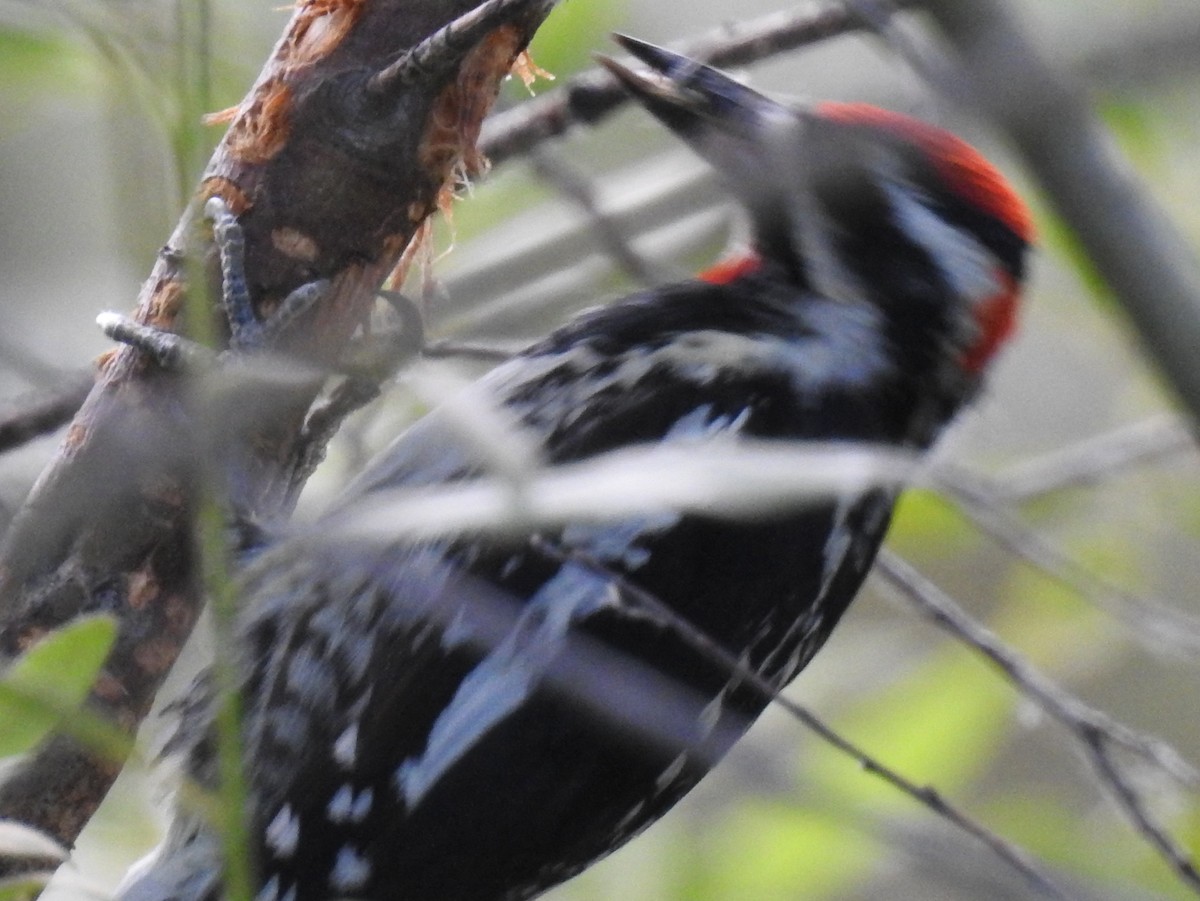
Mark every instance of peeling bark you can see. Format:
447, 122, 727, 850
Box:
0, 0, 556, 868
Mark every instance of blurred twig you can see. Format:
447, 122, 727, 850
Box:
877, 550, 1200, 894
917, 0, 1200, 428
935, 464, 1200, 655
327, 438, 917, 543
0, 377, 92, 457
480, 0, 918, 164
534, 537, 1074, 901
529, 147, 677, 285
992, 415, 1194, 503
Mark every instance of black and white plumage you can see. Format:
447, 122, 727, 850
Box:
117, 36, 1032, 901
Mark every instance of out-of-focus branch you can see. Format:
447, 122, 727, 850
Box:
528, 147, 677, 286
992, 415, 1194, 503
534, 539, 1073, 901
918, 0, 1200, 428
480, 0, 918, 165
877, 550, 1200, 895
0, 378, 93, 458
935, 464, 1200, 655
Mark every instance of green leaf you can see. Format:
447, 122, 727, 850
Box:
0, 615, 117, 758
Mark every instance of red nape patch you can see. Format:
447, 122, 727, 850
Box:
961, 278, 1020, 374
699, 253, 762, 285
816, 102, 1035, 245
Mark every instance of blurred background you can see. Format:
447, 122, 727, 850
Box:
1, 0, 1199, 898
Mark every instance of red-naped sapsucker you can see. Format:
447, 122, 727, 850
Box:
117, 35, 1032, 901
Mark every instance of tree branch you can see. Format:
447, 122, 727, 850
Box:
0, 377, 93, 459
877, 550, 1200, 895
916, 0, 1200, 428
935, 464, 1200, 655
480, 0, 918, 165
531, 538, 1074, 901
992, 415, 1194, 503
0, 0, 556, 870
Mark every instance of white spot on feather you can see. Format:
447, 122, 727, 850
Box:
330, 845, 371, 893
333, 722, 358, 769
265, 804, 299, 859
654, 753, 688, 793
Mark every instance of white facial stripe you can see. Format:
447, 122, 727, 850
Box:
884, 180, 1004, 305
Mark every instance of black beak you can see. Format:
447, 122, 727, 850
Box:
597, 35, 796, 180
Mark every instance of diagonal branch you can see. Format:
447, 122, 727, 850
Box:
877, 550, 1200, 895
532, 538, 1075, 901
992, 415, 1195, 503
480, 0, 917, 165
935, 465, 1200, 654
0, 0, 557, 872
916, 0, 1200, 428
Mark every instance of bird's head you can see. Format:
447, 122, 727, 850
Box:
599, 35, 1033, 378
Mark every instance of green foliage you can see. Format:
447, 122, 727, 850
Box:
527, 0, 627, 77
0, 28, 88, 97
0, 875, 52, 901
0, 615, 117, 759
886, 489, 982, 561
696, 803, 878, 900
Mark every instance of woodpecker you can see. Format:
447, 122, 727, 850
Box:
116, 35, 1032, 901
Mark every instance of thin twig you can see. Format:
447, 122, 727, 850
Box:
283, 378, 388, 513
876, 550, 1200, 895
877, 550, 1200, 789
1086, 738, 1200, 894
529, 147, 675, 286
934, 465, 1200, 655
0, 377, 93, 456
422, 339, 518, 361
480, 0, 918, 165
530, 537, 1074, 901
371, 0, 553, 93
992, 415, 1195, 503
0, 335, 78, 389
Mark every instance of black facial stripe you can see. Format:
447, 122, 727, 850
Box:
927, 189, 1028, 283
819, 120, 1029, 284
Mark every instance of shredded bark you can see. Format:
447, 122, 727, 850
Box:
0, 0, 556, 872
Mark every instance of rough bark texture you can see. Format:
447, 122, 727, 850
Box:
0, 0, 554, 869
